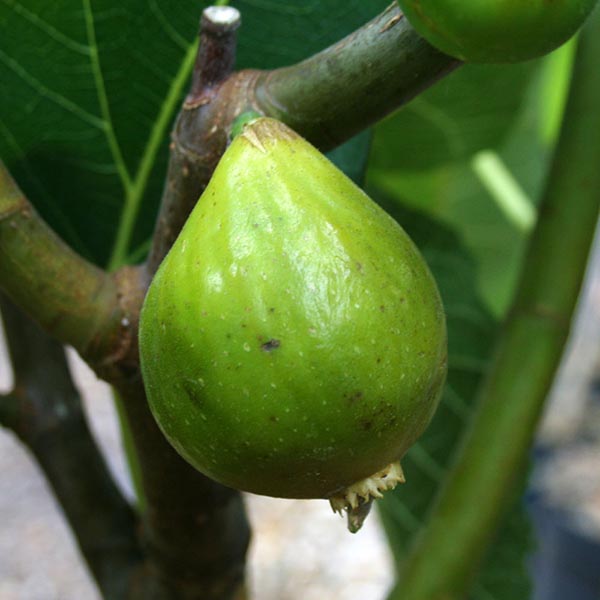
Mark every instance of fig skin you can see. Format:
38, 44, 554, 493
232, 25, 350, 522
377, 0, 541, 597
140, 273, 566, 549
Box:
139, 118, 447, 500
398, 0, 597, 63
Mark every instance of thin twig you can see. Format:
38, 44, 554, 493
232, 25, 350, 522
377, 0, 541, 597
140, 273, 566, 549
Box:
185, 6, 241, 108
148, 6, 243, 273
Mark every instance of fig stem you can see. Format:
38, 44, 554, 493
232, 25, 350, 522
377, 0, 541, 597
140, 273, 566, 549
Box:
388, 9, 600, 600
185, 6, 241, 109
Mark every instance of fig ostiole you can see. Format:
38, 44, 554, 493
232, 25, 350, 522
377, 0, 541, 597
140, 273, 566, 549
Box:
139, 117, 447, 531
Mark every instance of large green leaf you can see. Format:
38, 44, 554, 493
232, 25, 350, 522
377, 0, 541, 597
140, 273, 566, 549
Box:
375, 197, 532, 600
0, 0, 388, 266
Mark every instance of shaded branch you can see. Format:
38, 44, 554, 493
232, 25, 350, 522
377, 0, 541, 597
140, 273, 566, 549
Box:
148, 6, 244, 272
114, 377, 250, 600
0, 294, 142, 599
388, 9, 600, 600
0, 392, 18, 429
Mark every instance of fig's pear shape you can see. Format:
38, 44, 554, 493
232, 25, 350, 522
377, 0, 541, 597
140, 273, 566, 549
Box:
140, 118, 447, 517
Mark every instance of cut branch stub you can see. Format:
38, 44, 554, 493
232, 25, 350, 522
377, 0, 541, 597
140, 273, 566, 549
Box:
185, 6, 242, 109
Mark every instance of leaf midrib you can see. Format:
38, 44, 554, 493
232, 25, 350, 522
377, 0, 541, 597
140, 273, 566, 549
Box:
79, 0, 205, 270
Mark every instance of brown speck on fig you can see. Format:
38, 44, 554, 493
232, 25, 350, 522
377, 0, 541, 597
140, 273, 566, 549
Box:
261, 339, 281, 352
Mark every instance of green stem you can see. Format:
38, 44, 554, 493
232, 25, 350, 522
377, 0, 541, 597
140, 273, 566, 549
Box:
113, 387, 147, 512
254, 3, 459, 149
0, 161, 145, 368
0, 162, 109, 352
388, 9, 600, 600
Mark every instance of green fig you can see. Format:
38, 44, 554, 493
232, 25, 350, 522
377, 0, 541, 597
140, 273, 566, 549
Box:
397, 0, 597, 64
139, 118, 447, 528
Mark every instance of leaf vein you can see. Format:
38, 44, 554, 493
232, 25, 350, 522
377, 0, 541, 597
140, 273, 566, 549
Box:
0, 48, 104, 130
149, 0, 189, 50
0, 117, 91, 255
81, 0, 132, 191
2, 0, 91, 56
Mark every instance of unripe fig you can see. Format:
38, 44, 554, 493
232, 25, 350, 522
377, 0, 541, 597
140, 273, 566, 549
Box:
398, 0, 598, 63
139, 118, 447, 529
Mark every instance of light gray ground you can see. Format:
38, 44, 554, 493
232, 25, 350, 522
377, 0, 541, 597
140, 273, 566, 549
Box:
1, 238, 600, 599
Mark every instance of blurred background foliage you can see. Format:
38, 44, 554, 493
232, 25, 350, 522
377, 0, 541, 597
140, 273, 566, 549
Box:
366, 39, 577, 599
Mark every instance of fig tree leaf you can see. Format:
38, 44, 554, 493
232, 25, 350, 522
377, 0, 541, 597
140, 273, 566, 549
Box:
0, 0, 388, 266
374, 197, 532, 600
370, 61, 537, 171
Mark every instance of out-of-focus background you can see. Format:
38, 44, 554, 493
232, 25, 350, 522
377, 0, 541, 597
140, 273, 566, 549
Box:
1, 239, 599, 600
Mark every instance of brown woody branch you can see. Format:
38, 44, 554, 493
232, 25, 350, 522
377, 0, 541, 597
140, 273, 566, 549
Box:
112, 9, 250, 599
